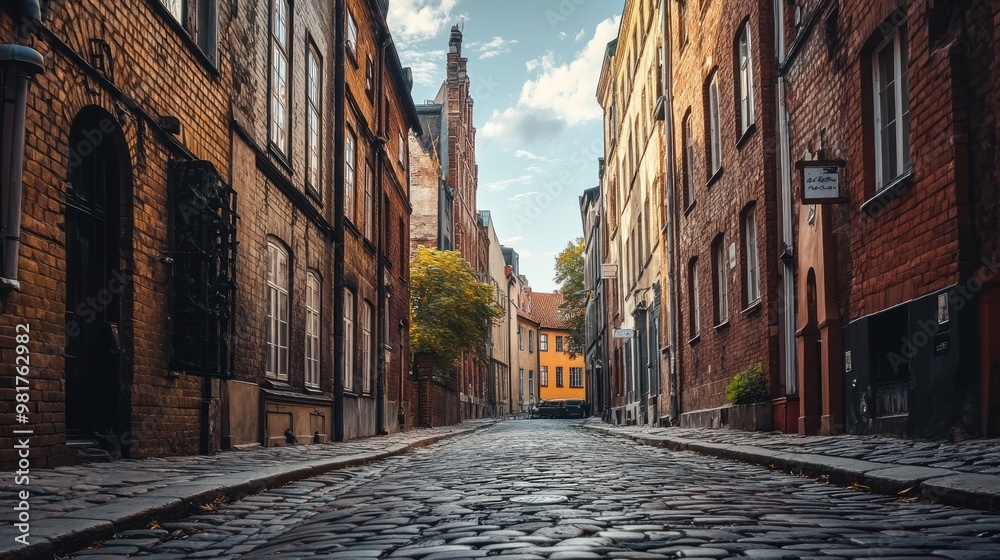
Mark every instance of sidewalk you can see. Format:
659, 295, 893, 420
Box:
0, 420, 496, 560
584, 419, 1000, 513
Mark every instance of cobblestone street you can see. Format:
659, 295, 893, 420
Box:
64, 421, 1000, 560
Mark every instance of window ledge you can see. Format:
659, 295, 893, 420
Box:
362, 238, 377, 255
741, 299, 763, 316
706, 166, 724, 189
714, 319, 731, 331
268, 143, 293, 175
304, 386, 323, 394
736, 123, 757, 149
684, 200, 697, 216
305, 184, 322, 206
688, 334, 701, 346
861, 169, 914, 217
344, 218, 362, 238
147, 0, 220, 76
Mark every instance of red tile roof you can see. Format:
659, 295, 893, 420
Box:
530, 291, 571, 330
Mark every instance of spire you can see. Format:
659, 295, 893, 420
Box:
449, 23, 463, 54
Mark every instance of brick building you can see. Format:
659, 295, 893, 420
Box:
661, 0, 784, 429
580, 184, 610, 414
225, 0, 421, 446
777, 0, 1000, 437
409, 25, 490, 419
0, 0, 232, 466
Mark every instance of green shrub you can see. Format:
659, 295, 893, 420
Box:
726, 363, 769, 405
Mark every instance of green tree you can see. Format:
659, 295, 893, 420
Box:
554, 237, 586, 356
410, 246, 503, 383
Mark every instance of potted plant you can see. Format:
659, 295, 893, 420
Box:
725, 363, 773, 431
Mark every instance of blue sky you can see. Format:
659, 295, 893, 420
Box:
388, 0, 622, 292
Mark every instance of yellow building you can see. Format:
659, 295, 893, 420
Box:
533, 293, 586, 401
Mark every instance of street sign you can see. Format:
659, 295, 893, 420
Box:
797, 159, 847, 204
613, 328, 635, 339
601, 263, 618, 279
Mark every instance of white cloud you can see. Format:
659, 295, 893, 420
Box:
481, 107, 566, 144
510, 192, 539, 201
469, 36, 519, 60
526, 165, 547, 174
559, 31, 568, 40
501, 236, 524, 244
387, 0, 459, 47
518, 16, 620, 126
482, 16, 619, 143
574, 28, 587, 42
484, 174, 533, 192
399, 49, 446, 87
515, 149, 544, 160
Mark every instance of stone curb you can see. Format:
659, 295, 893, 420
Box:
3, 422, 493, 560
583, 424, 1000, 514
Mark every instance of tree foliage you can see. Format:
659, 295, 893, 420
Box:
554, 237, 586, 356
410, 246, 503, 383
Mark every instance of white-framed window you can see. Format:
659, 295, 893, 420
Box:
347, 9, 358, 60
269, 0, 291, 155
343, 288, 354, 392
361, 301, 373, 394
306, 44, 322, 198
744, 207, 760, 304
161, 0, 183, 21
266, 242, 290, 380
304, 272, 321, 388
689, 258, 701, 337
873, 25, 911, 191
540, 365, 548, 387
345, 130, 356, 220
528, 370, 534, 402
555, 335, 564, 352
518, 326, 523, 350
707, 74, 721, 174
364, 160, 374, 240
570, 367, 583, 388
683, 112, 696, 208
398, 132, 405, 165
714, 237, 729, 325
556, 367, 564, 387
528, 330, 534, 353
539, 334, 548, 351
737, 23, 755, 133
365, 55, 375, 100
519, 369, 524, 401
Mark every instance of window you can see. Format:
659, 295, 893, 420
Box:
872, 24, 910, 190
714, 236, 729, 325
159, 1, 218, 63
266, 242, 290, 380
306, 44, 322, 198
347, 9, 358, 60
345, 130, 356, 220
398, 132, 405, 165
679, 0, 688, 47
737, 23, 755, 134
528, 330, 534, 353
364, 160, 374, 240
528, 370, 534, 402
540, 366, 549, 387
304, 272, 321, 388
744, 207, 760, 304
343, 288, 354, 392
539, 334, 548, 351
518, 327, 524, 350
570, 367, 583, 388
555, 335, 564, 352
362, 301, 373, 393
365, 55, 375, 100
683, 113, 696, 208
707, 74, 721, 174
556, 367, 564, 388
269, 0, 291, 155
519, 369, 524, 401
689, 258, 701, 338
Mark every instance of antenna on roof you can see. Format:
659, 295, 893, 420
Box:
460, 16, 465, 32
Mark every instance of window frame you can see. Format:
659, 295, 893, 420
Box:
707, 73, 722, 176
689, 257, 701, 338
540, 365, 549, 387
343, 288, 355, 392
305, 41, 322, 200
713, 236, 730, 326
304, 272, 321, 388
872, 24, 911, 191
570, 367, 583, 388
555, 335, 564, 353
345, 128, 357, 221
364, 157, 374, 240
362, 301, 373, 394
556, 366, 564, 388
266, 242, 291, 381
346, 8, 358, 62
736, 22, 756, 134
682, 111, 696, 209
269, 0, 292, 158
539, 333, 548, 351
743, 206, 761, 306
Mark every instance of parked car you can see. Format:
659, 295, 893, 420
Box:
563, 399, 586, 418
534, 400, 567, 419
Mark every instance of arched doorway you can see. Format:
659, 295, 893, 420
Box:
64, 106, 133, 458
799, 269, 822, 434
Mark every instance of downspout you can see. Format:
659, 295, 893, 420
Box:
375, 30, 388, 436
660, 0, 680, 424
775, 0, 798, 395
506, 278, 513, 416
332, 0, 346, 442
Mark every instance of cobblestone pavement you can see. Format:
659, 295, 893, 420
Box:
598, 422, 1000, 475
64, 420, 1000, 560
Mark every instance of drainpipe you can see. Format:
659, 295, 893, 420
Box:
659, 0, 680, 424
774, 0, 798, 395
332, 0, 346, 442
506, 279, 513, 417
375, 30, 389, 437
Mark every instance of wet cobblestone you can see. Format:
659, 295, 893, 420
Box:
62, 420, 1000, 559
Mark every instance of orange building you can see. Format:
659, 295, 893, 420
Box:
533, 293, 586, 402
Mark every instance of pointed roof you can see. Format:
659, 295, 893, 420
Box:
531, 292, 571, 330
